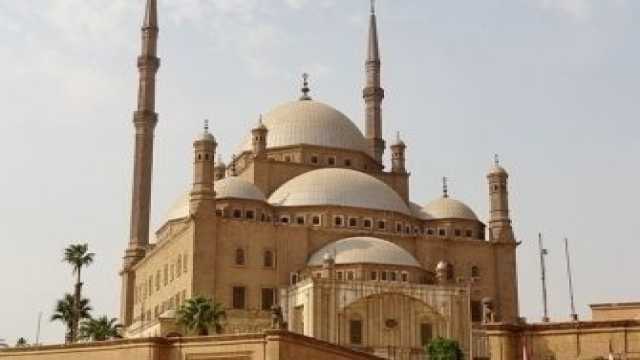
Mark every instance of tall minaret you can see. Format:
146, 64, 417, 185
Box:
121, 0, 160, 326
487, 155, 519, 323
129, 0, 160, 252
363, 0, 385, 165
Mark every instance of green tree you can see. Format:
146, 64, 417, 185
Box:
176, 297, 226, 336
50, 294, 92, 343
426, 337, 464, 360
63, 243, 94, 342
79, 316, 123, 342
15, 338, 28, 347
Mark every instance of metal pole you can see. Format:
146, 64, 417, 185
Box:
35, 312, 42, 345
539, 233, 550, 322
564, 237, 578, 321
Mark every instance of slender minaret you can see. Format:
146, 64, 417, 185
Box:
390, 131, 406, 173
487, 155, 519, 323
190, 120, 217, 215
363, 0, 385, 165
251, 114, 268, 158
487, 155, 512, 242
121, 0, 160, 327
129, 0, 160, 252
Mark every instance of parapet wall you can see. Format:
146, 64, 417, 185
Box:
0, 331, 381, 360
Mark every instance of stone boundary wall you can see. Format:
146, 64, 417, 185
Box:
484, 320, 640, 360
0, 330, 382, 360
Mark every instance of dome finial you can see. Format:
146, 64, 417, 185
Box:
494, 153, 500, 166
204, 119, 210, 133
442, 176, 449, 198
299, 73, 312, 101
370, 0, 376, 14
230, 154, 237, 176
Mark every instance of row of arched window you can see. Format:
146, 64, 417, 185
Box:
234, 248, 275, 268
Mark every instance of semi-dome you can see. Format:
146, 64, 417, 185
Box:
165, 177, 266, 221
307, 237, 421, 267
422, 196, 478, 221
240, 100, 368, 153
268, 168, 411, 215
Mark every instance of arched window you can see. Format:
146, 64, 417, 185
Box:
176, 256, 182, 278
471, 266, 480, 278
350, 316, 363, 345
235, 248, 245, 266
264, 250, 274, 268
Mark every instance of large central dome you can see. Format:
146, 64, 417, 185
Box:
268, 168, 411, 215
240, 100, 368, 153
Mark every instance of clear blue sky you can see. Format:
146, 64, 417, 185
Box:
0, 0, 638, 345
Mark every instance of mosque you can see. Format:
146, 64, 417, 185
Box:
119, 0, 519, 359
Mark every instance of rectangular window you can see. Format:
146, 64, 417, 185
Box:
370, 271, 377, 281
170, 264, 175, 282
261, 288, 276, 311
350, 320, 363, 345
233, 286, 246, 309
246, 210, 255, 219
164, 265, 169, 286
363, 219, 372, 228
312, 215, 321, 226
296, 216, 305, 225
471, 300, 483, 322
183, 254, 188, 273
334, 216, 343, 227
347, 271, 354, 280
337, 271, 344, 280
377, 220, 386, 230
155, 271, 161, 290
454, 229, 462, 237
328, 157, 336, 165
401, 272, 408, 282
438, 229, 446, 236
420, 323, 433, 346
466, 229, 473, 237
390, 271, 397, 281
381, 271, 387, 281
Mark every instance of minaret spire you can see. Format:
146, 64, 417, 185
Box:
363, 0, 385, 165
122, 0, 161, 328
130, 0, 160, 250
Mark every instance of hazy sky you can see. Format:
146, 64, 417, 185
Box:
0, 0, 638, 345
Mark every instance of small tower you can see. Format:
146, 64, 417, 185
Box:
251, 114, 268, 157
190, 120, 217, 215
214, 155, 226, 181
487, 155, 512, 242
487, 155, 519, 323
390, 131, 406, 173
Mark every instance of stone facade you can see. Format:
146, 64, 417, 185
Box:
115, 1, 521, 360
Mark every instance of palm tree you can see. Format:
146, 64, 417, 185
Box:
63, 243, 94, 342
50, 294, 92, 343
79, 316, 123, 342
176, 297, 226, 336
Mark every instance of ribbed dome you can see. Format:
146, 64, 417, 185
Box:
165, 177, 266, 221
307, 237, 420, 267
240, 100, 368, 153
422, 196, 478, 221
268, 168, 411, 215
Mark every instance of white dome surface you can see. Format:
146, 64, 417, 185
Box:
422, 196, 478, 221
307, 237, 421, 267
240, 100, 368, 153
268, 168, 411, 215
165, 177, 266, 221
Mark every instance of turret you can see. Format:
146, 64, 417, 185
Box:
363, 0, 385, 164
214, 155, 226, 181
487, 155, 512, 242
390, 131, 406, 173
251, 115, 268, 157
190, 120, 217, 215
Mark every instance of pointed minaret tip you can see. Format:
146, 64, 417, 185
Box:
367, 0, 380, 62
143, 0, 158, 28
299, 73, 312, 101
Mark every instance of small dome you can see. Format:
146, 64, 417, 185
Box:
423, 196, 478, 221
268, 168, 411, 215
489, 164, 508, 175
165, 178, 266, 221
410, 202, 433, 220
239, 100, 368, 153
215, 177, 266, 201
307, 237, 421, 267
